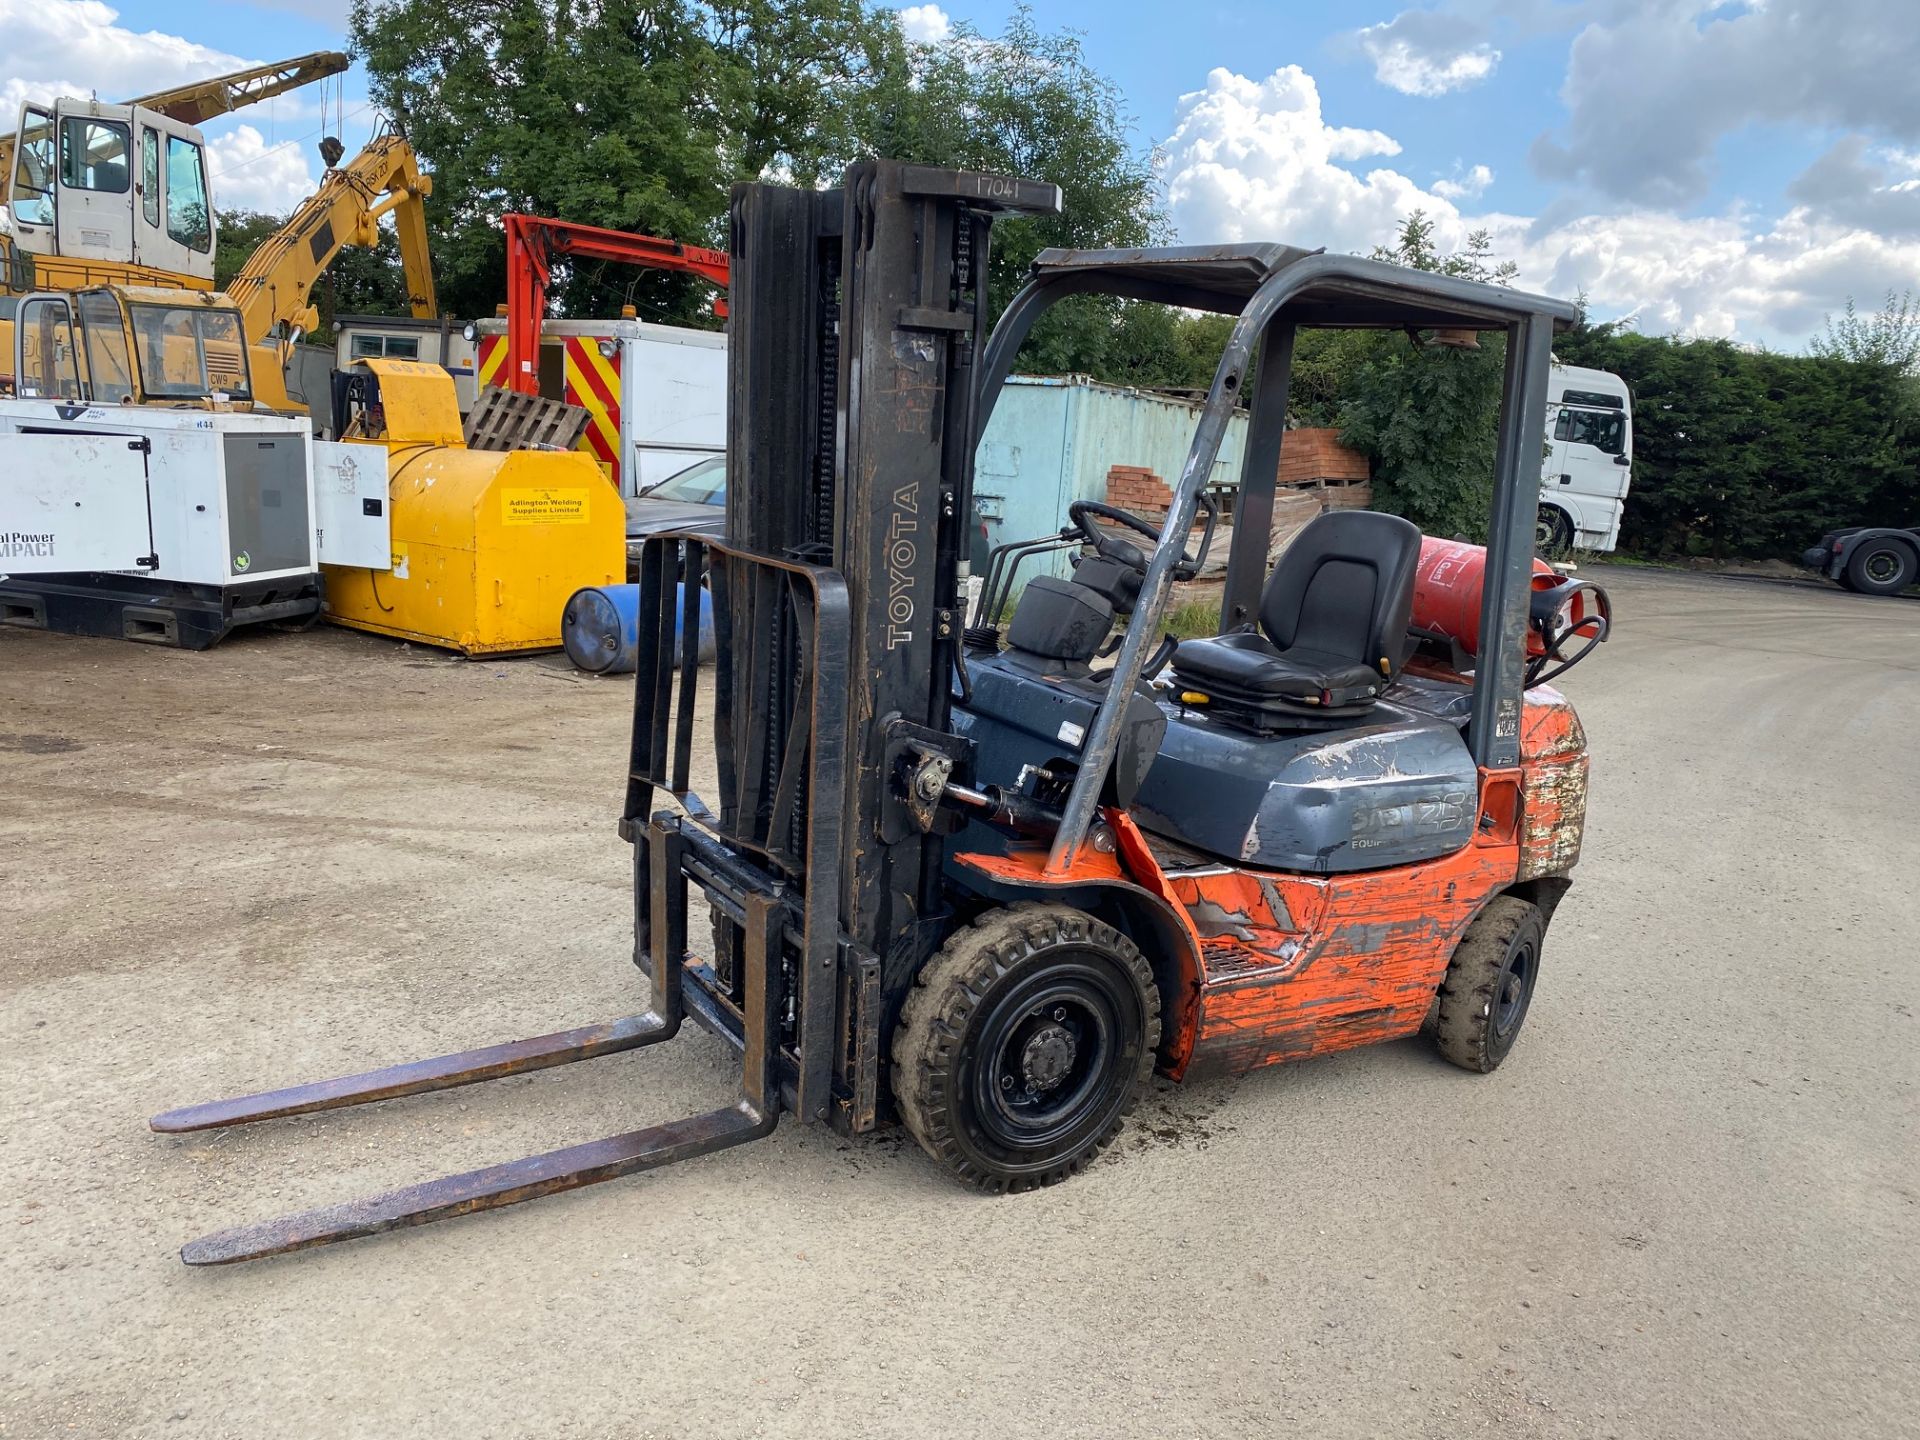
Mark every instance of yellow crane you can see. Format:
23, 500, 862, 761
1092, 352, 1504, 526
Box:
3, 131, 438, 412
0, 51, 350, 296
226, 132, 436, 364
1, 43, 436, 413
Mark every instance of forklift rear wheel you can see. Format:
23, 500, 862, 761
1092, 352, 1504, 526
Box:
1434, 895, 1545, 1074
893, 904, 1160, 1192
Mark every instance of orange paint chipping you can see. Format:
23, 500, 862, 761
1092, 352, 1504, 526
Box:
951, 690, 1591, 1083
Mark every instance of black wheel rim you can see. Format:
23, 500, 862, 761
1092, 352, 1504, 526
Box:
1536, 508, 1568, 554
1865, 550, 1901, 584
965, 953, 1140, 1155
1492, 937, 1537, 1044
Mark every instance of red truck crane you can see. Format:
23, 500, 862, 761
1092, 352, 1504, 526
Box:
501, 213, 730, 397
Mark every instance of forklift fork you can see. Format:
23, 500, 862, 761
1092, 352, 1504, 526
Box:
152, 824, 785, 1266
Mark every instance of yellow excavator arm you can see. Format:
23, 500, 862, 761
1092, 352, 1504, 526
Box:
225, 133, 437, 356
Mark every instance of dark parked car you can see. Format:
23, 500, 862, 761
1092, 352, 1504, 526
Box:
625, 455, 728, 542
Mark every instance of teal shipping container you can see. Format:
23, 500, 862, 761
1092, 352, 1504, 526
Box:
970, 375, 1250, 583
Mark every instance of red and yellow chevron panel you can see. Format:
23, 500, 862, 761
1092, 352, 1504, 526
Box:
476, 335, 508, 389
562, 337, 623, 488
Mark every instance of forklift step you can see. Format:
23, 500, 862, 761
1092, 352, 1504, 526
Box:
180, 1100, 774, 1266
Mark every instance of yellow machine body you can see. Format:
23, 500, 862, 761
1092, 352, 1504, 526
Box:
322, 360, 623, 656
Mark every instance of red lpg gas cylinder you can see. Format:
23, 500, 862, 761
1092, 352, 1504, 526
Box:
1409, 537, 1562, 657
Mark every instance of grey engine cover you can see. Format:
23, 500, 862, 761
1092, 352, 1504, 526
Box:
955, 650, 1480, 874
1130, 702, 1479, 873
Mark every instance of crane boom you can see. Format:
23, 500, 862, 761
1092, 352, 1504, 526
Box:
127, 51, 351, 126
0, 52, 350, 188
502, 214, 729, 395
226, 133, 436, 354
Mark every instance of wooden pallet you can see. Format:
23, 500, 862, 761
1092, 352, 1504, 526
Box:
464, 385, 591, 454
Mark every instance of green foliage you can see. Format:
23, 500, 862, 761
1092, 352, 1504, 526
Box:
850, 7, 1161, 370
1336, 336, 1508, 539
212, 210, 281, 290
1810, 291, 1920, 375
1163, 596, 1222, 640
1555, 318, 1920, 558
347, 0, 1160, 338
1329, 212, 1513, 538
349, 0, 743, 325
1095, 305, 1235, 391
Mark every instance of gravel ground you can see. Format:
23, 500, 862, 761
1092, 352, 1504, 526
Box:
1, 564, 1914, 1439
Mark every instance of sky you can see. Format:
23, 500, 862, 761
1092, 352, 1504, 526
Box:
5, 0, 1918, 349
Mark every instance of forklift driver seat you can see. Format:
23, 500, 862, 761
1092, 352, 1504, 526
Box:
1169, 510, 1422, 731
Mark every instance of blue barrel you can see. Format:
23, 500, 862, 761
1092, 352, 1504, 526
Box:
562, 584, 714, 674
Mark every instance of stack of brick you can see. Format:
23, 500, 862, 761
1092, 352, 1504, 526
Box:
1277, 427, 1372, 509
1103, 464, 1174, 519
1096, 432, 1374, 609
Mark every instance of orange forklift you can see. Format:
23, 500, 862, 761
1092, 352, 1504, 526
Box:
153, 162, 1610, 1261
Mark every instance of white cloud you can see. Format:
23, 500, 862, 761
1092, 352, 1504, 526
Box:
205, 125, 320, 216
0, 0, 336, 219
1784, 136, 1920, 240
0, 0, 248, 111
1354, 9, 1501, 97
1433, 163, 1494, 200
1540, 0, 1920, 207
1161, 63, 1920, 345
897, 4, 952, 45
1163, 68, 1426, 257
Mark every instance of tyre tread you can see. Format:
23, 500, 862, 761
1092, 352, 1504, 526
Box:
1435, 894, 1543, 1074
892, 903, 1160, 1193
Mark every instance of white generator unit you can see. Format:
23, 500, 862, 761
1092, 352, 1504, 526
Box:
0, 398, 324, 646
0, 285, 389, 649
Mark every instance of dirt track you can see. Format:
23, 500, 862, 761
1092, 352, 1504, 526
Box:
2, 566, 1915, 1439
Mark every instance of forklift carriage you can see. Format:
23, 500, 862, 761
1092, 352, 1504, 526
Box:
154, 162, 1610, 1263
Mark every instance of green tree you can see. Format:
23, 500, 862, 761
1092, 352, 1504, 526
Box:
1556, 317, 1920, 558
212, 210, 283, 290
1332, 212, 1514, 538
350, 0, 739, 324
1811, 291, 1920, 374
851, 7, 1162, 371
346, 0, 1160, 347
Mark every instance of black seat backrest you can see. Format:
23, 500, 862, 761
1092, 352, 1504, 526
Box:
1259, 510, 1422, 674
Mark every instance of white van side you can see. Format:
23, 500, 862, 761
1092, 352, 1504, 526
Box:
1538, 362, 1632, 553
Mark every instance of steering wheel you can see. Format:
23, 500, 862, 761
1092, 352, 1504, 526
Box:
1525, 577, 1612, 686
1068, 494, 1219, 582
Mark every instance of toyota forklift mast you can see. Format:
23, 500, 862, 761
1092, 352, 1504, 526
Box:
628, 161, 1061, 1127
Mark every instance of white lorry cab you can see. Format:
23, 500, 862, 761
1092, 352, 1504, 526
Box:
1537, 362, 1632, 555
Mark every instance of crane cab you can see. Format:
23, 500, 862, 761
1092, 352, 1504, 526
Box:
5, 100, 215, 289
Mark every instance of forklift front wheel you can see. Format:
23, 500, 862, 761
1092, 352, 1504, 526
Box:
1434, 895, 1546, 1074
893, 904, 1160, 1192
